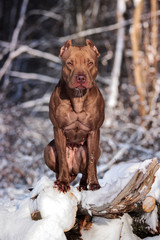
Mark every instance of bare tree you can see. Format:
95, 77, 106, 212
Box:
131, 0, 159, 117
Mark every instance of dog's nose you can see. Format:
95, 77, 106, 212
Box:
76, 74, 86, 84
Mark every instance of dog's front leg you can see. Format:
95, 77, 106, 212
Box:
87, 129, 101, 190
54, 127, 70, 192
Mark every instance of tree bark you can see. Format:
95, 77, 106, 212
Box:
131, 0, 147, 116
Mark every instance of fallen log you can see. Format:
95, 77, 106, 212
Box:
142, 196, 156, 213
76, 158, 160, 239
30, 158, 160, 239
79, 157, 159, 218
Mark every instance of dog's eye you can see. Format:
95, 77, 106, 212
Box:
67, 61, 73, 66
88, 61, 93, 66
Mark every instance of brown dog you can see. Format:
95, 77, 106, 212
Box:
44, 39, 105, 192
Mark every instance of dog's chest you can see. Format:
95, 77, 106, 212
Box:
56, 97, 91, 143
56, 95, 90, 126
71, 97, 85, 114
63, 109, 90, 144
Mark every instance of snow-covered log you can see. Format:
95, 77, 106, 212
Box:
0, 158, 160, 240
80, 157, 159, 218
0, 177, 81, 240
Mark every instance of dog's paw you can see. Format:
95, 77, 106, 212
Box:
77, 184, 87, 191
54, 179, 70, 193
89, 183, 100, 191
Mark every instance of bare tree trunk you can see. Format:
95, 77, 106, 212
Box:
75, 0, 85, 44
63, 0, 72, 36
91, 0, 101, 24
75, 0, 84, 33
148, 0, 158, 109
131, 0, 147, 116
107, 0, 126, 108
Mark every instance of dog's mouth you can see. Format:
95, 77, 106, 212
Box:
75, 85, 86, 90
74, 87, 87, 97
74, 74, 89, 90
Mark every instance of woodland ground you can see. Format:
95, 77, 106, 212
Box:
0, 80, 159, 200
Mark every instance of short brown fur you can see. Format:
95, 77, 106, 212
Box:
44, 39, 105, 192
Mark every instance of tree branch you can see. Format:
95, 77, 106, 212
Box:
10, 0, 29, 52
0, 45, 61, 81
9, 70, 58, 83
59, 10, 160, 42
27, 9, 62, 21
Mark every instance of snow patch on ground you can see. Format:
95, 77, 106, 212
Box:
145, 206, 158, 232
0, 176, 80, 240
81, 214, 140, 240
0, 159, 160, 240
148, 169, 160, 200
145, 237, 160, 240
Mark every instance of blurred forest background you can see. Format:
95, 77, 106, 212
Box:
0, 0, 160, 200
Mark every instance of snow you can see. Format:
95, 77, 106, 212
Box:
81, 159, 153, 212
0, 176, 80, 240
145, 237, 160, 240
145, 206, 158, 232
0, 159, 160, 240
81, 214, 140, 240
148, 169, 160, 200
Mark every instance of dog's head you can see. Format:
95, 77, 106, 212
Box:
59, 39, 100, 91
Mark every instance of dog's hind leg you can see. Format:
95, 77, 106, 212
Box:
44, 140, 59, 174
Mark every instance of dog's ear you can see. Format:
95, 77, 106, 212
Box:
86, 39, 100, 57
59, 40, 72, 58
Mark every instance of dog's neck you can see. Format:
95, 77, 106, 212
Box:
61, 80, 88, 113
68, 88, 88, 113
71, 93, 88, 113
